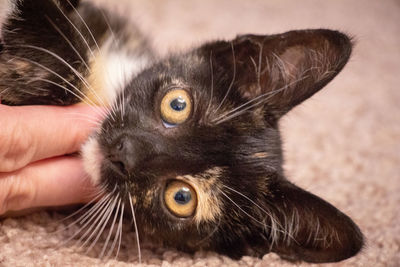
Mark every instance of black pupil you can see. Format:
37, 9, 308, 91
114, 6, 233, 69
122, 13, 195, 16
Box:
174, 188, 191, 205
170, 97, 186, 111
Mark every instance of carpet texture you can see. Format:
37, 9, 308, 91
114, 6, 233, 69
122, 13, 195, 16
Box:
1, 0, 399, 266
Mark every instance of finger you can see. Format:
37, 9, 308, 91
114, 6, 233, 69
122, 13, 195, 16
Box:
0, 104, 105, 172
0, 156, 102, 215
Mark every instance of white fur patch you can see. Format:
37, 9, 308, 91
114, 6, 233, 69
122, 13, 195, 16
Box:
87, 36, 151, 106
103, 47, 149, 104
81, 135, 103, 186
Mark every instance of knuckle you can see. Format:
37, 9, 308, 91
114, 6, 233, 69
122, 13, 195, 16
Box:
0, 173, 35, 214
0, 120, 34, 172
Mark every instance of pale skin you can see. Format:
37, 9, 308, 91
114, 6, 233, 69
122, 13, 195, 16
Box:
0, 104, 103, 216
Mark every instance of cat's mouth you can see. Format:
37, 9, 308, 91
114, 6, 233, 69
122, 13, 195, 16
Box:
103, 157, 128, 178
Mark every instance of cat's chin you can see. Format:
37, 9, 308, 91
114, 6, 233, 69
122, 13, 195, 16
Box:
81, 135, 103, 186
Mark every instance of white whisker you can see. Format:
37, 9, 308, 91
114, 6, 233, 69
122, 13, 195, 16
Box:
80, 186, 117, 225
66, 112, 104, 127
214, 42, 236, 113
84, 195, 119, 253
194, 216, 221, 246
213, 75, 309, 124
105, 199, 122, 259
99, 198, 121, 259
16, 44, 110, 115
128, 192, 141, 263
221, 186, 299, 246
66, 0, 101, 53
45, 15, 92, 71
59, 193, 112, 247
57, 190, 110, 236
55, 187, 105, 226
222, 185, 282, 228
61, 186, 114, 231
59, 1, 122, 120
256, 40, 264, 91
220, 190, 266, 226
115, 202, 124, 260
75, 194, 115, 248
100, 9, 118, 46
96, 7, 125, 121
205, 50, 214, 119
219, 189, 297, 246
47, 6, 113, 116
12, 55, 109, 118
100, 8, 126, 122
28, 77, 107, 119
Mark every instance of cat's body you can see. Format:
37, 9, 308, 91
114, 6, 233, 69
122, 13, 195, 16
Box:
0, 0, 363, 263
0, 0, 153, 106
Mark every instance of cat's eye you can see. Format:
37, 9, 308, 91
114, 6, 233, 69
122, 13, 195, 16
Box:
160, 89, 192, 126
164, 180, 197, 217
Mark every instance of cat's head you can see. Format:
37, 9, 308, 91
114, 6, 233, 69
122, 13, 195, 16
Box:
83, 30, 363, 262
0, 0, 363, 263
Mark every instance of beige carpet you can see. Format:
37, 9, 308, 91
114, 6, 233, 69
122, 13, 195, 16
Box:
1, 0, 399, 266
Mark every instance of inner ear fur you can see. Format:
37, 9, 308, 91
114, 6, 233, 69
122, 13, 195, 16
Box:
263, 180, 363, 263
202, 29, 352, 117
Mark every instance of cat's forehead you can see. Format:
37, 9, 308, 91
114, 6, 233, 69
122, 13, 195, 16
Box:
153, 54, 208, 82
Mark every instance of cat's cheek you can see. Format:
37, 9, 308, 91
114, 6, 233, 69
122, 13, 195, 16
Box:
81, 136, 104, 186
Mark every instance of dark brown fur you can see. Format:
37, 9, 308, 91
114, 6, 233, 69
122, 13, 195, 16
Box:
0, 0, 363, 263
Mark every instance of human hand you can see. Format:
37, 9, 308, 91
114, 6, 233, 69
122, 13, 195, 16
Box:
0, 104, 104, 216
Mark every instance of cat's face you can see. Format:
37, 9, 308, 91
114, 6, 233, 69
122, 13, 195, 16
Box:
82, 32, 363, 261
84, 47, 285, 252
0, 0, 363, 263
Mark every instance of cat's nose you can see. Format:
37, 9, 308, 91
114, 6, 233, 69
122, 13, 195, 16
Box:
108, 135, 144, 175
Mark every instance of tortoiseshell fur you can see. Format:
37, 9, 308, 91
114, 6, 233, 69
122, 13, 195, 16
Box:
0, 0, 363, 263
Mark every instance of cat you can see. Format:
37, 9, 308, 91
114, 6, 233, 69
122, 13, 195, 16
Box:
0, 0, 363, 263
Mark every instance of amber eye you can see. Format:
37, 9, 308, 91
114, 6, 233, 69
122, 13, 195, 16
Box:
160, 89, 192, 126
164, 180, 197, 217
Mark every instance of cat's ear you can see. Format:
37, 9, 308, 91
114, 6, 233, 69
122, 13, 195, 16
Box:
201, 30, 352, 118
259, 180, 363, 262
